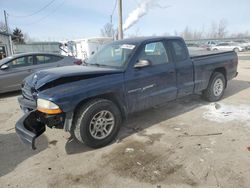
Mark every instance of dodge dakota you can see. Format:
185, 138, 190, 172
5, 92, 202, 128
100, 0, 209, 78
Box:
15, 36, 238, 149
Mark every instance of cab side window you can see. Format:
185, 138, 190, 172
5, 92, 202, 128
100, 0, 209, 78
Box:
138, 41, 169, 65
171, 40, 188, 62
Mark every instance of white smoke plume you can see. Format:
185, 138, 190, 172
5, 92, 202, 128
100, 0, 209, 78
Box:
123, 0, 169, 31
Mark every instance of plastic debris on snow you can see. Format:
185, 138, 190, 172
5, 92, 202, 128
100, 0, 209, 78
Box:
202, 103, 250, 123
125, 148, 135, 153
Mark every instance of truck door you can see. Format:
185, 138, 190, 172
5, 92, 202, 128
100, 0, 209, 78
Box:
168, 39, 194, 97
124, 40, 177, 113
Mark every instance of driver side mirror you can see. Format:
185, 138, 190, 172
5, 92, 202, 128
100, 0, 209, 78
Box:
0, 64, 9, 70
134, 59, 152, 69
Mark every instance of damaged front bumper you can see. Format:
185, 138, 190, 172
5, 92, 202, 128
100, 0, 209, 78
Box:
15, 110, 65, 149
16, 95, 68, 149
15, 111, 46, 150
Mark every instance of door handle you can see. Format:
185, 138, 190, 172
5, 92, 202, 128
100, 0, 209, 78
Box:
168, 71, 175, 74
27, 69, 33, 72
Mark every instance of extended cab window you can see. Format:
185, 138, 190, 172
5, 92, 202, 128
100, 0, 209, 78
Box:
171, 40, 188, 62
138, 41, 169, 65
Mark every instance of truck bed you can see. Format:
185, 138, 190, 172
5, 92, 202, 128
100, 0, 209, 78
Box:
190, 50, 235, 59
190, 50, 238, 93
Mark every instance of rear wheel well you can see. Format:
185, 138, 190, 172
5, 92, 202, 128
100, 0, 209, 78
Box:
213, 67, 227, 87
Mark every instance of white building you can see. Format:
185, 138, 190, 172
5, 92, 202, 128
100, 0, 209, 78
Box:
0, 31, 13, 60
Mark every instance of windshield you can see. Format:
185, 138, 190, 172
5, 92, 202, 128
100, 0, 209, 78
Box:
86, 42, 136, 68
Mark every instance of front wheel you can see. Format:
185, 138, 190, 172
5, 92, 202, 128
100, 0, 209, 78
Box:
72, 99, 122, 148
202, 72, 226, 102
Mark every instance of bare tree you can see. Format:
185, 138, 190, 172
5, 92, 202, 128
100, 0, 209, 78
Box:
174, 30, 179, 36
230, 31, 250, 38
23, 33, 35, 42
217, 19, 227, 38
100, 23, 115, 38
163, 32, 171, 36
192, 30, 203, 40
172, 19, 250, 40
127, 28, 141, 38
206, 19, 227, 38
181, 26, 192, 40
180, 26, 204, 40
208, 21, 218, 38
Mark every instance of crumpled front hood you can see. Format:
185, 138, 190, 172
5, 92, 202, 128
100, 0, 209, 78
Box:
27, 65, 123, 90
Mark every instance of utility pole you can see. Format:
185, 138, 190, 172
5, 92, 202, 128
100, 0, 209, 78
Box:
4, 10, 13, 55
4, 10, 9, 33
118, 0, 123, 40
110, 15, 112, 24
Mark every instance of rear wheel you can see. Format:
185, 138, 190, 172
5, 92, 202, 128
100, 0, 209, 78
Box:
202, 72, 226, 102
72, 99, 122, 148
233, 48, 240, 53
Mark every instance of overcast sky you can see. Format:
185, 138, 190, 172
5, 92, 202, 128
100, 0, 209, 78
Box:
0, 0, 249, 41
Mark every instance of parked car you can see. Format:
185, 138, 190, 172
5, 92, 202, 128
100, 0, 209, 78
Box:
233, 40, 250, 50
186, 43, 207, 53
206, 40, 218, 46
15, 36, 238, 149
209, 42, 245, 52
0, 52, 82, 93
200, 41, 218, 50
186, 43, 200, 47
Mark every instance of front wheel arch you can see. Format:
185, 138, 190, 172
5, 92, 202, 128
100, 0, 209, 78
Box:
73, 93, 127, 122
72, 98, 122, 148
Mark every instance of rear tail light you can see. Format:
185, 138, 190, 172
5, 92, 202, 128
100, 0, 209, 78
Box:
74, 60, 82, 65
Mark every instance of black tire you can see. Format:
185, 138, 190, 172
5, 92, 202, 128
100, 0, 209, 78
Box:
213, 48, 218, 51
233, 48, 239, 53
72, 99, 122, 148
202, 72, 226, 102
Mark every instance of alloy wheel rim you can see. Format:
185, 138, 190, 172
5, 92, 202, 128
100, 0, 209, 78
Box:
213, 78, 224, 97
89, 110, 115, 140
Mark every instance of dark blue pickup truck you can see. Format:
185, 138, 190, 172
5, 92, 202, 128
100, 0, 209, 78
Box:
15, 36, 238, 149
